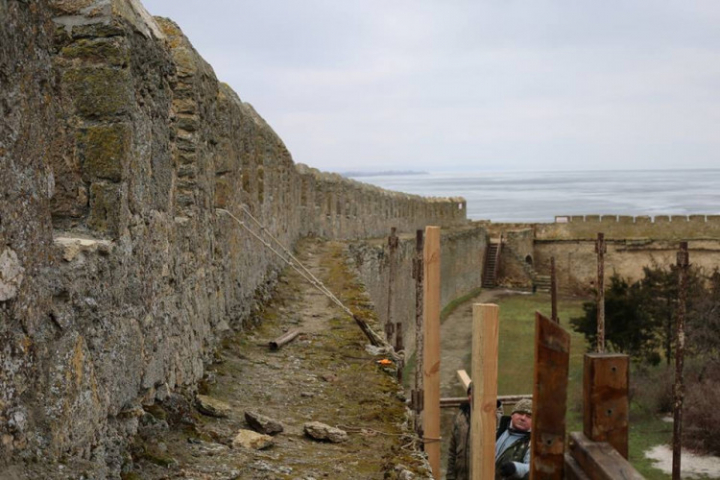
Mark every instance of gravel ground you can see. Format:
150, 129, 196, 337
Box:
127, 238, 432, 480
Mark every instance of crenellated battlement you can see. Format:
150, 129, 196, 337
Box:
538, 214, 720, 240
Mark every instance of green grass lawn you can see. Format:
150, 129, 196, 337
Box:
482, 292, 675, 479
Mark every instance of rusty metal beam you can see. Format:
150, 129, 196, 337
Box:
595, 233, 606, 352
385, 227, 399, 342
413, 229, 425, 433
532, 311, 571, 478
673, 241, 689, 480
551, 256, 559, 323
583, 353, 629, 458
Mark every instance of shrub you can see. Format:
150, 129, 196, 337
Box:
684, 379, 720, 455
631, 365, 674, 415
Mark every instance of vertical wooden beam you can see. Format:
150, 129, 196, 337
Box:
423, 226, 441, 479
595, 233, 606, 352
583, 353, 629, 459
532, 311, 571, 479
471, 304, 499, 480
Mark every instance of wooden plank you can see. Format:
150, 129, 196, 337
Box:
568, 432, 644, 480
456, 369, 471, 390
422, 226, 441, 479
583, 353, 629, 459
564, 453, 591, 480
471, 304, 499, 480
531, 311, 570, 479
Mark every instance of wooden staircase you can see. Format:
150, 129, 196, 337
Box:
534, 274, 552, 292
482, 239, 502, 288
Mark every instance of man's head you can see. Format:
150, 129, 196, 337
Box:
467, 382, 473, 404
510, 398, 532, 432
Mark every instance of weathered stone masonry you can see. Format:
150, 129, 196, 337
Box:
487, 215, 720, 293
351, 226, 487, 360
0, 0, 466, 474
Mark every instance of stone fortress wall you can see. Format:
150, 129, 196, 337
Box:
350, 226, 487, 361
3, 1, 718, 476
0, 0, 467, 474
537, 214, 720, 240
485, 215, 720, 293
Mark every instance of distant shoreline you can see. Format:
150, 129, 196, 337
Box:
353, 169, 720, 223
343, 170, 428, 178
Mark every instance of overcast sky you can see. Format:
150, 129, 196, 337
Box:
141, 1, 720, 174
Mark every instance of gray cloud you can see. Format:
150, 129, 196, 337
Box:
142, 0, 720, 172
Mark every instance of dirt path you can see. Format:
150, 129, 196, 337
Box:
439, 289, 520, 397
128, 238, 430, 480
645, 445, 720, 479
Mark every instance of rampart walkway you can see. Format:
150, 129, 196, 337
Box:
126, 238, 430, 479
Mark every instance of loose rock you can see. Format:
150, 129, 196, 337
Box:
303, 421, 348, 443
196, 395, 231, 418
244, 411, 284, 435
232, 429, 274, 450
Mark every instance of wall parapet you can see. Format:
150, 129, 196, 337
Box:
539, 214, 720, 240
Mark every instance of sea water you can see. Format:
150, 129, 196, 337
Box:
350, 169, 720, 223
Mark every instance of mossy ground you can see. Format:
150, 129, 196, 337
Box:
129, 238, 429, 479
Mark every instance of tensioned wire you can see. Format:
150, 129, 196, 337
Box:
216, 207, 355, 319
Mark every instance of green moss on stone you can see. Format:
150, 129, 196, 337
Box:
62, 66, 133, 118
61, 38, 129, 67
88, 182, 121, 236
144, 404, 168, 422
77, 123, 130, 182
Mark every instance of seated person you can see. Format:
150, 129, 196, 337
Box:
495, 398, 532, 480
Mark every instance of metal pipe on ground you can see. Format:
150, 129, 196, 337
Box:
269, 329, 302, 351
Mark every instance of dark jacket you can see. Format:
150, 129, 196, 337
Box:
446, 402, 471, 480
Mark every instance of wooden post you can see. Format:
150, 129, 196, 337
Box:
471, 304, 499, 480
423, 226, 441, 479
673, 241, 689, 480
532, 311, 570, 478
583, 353, 629, 459
595, 233, 606, 352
